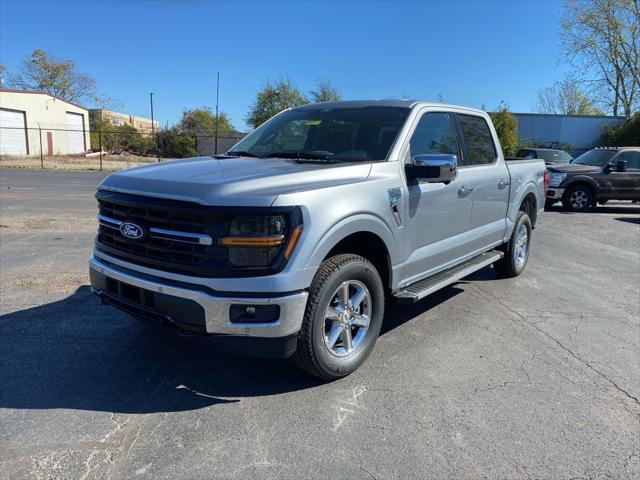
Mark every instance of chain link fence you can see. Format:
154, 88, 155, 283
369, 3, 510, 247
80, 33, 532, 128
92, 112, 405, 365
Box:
0, 125, 246, 171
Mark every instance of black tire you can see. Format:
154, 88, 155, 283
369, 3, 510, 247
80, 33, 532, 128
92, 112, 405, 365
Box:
292, 254, 384, 380
493, 211, 532, 278
562, 185, 594, 212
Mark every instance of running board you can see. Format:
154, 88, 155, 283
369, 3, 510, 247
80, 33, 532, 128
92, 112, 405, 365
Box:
393, 251, 503, 304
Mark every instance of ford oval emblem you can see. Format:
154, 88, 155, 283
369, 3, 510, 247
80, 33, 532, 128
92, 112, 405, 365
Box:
119, 222, 145, 240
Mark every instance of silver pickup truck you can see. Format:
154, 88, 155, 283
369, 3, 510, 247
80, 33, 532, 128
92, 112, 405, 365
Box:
90, 100, 546, 379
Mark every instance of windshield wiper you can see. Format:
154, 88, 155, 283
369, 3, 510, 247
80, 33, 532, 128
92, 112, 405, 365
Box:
265, 151, 337, 162
226, 150, 262, 158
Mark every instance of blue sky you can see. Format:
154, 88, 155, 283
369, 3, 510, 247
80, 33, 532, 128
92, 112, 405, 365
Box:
0, 0, 568, 131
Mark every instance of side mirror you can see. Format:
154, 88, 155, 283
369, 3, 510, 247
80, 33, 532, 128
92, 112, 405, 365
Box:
405, 154, 457, 183
615, 160, 627, 172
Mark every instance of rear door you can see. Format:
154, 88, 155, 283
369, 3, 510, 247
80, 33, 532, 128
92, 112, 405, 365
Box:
399, 110, 473, 284
455, 113, 510, 253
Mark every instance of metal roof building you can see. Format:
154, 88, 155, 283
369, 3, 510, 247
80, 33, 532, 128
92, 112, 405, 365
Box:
0, 88, 91, 156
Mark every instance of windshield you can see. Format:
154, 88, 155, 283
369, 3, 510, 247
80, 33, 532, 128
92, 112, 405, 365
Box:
229, 106, 410, 162
572, 149, 616, 166
537, 150, 572, 163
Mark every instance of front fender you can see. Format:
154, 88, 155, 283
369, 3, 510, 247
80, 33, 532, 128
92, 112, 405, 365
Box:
305, 213, 400, 269
562, 175, 600, 192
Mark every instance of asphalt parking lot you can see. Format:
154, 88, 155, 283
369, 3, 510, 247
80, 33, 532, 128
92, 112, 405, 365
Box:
1, 167, 639, 480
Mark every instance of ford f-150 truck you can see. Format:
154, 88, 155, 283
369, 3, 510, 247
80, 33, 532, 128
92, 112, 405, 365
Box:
89, 100, 546, 379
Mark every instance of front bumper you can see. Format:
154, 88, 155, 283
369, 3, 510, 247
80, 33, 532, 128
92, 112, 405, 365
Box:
546, 188, 565, 200
89, 256, 308, 357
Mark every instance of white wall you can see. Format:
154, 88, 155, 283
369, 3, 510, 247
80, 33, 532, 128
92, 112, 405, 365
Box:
514, 113, 625, 150
0, 90, 91, 155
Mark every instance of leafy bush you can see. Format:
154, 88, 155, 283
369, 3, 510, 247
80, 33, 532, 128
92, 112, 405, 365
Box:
600, 113, 640, 146
157, 129, 198, 158
489, 102, 518, 156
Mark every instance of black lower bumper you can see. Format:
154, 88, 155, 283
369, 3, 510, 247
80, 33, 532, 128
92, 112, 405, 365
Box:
90, 269, 298, 359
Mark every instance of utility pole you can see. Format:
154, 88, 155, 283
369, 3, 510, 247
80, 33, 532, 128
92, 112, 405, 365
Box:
214, 72, 220, 155
150, 92, 160, 162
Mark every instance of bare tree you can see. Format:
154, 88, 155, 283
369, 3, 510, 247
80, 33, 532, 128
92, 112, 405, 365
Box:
8, 49, 98, 104
561, 0, 640, 117
535, 79, 604, 115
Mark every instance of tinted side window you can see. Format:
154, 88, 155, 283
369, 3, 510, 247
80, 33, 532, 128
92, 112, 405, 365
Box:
408, 113, 459, 159
615, 151, 640, 170
458, 115, 497, 165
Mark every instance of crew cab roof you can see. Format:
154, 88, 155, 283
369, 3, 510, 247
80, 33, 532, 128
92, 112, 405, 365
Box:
291, 99, 486, 115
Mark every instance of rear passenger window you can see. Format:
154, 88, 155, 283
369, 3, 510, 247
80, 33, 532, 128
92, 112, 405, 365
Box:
408, 113, 459, 159
458, 115, 497, 165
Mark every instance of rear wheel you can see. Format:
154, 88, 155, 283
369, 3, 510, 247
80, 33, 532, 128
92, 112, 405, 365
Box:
292, 254, 384, 380
562, 185, 593, 212
493, 211, 532, 278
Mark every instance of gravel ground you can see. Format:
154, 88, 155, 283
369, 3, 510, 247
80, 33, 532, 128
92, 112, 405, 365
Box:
0, 167, 639, 479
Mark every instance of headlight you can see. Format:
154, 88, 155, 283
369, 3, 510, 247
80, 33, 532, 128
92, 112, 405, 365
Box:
219, 213, 302, 268
548, 172, 567, 187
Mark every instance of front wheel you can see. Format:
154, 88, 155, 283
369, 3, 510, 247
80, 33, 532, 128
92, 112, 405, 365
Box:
493, 211, 532, 278
562, 185, 593, 212
292, 254, 384, 380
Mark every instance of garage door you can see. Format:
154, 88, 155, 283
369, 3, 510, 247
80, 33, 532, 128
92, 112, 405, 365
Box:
0, 109, 28, 155
66, 112, 85, 154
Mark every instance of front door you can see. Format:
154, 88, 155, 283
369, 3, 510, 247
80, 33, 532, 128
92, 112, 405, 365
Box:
608, 150, 640, 199
46, 132, 53, 156
400, 111, 473, 285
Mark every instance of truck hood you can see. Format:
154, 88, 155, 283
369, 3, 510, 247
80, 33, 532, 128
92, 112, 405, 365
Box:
98, 156, 372, 206
547, 163, 600, 174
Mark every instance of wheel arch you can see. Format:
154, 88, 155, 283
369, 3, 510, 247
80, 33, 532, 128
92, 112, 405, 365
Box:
306, 215, 398, 290
563, 178, 598, 198
519, 192, 538, 227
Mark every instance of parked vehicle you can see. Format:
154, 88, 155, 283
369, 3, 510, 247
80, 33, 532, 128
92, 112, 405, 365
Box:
89, 100, 546, 379
516, 148, 573, 165
546, 147, 640, 211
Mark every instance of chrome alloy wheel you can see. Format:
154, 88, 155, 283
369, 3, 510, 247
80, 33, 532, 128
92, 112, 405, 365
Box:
323, 280, 372, 357
570, 190, 589, 210
513, 224, 529, 268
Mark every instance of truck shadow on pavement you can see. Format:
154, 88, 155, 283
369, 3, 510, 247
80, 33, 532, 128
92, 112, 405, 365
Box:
546, 204, 640, 215
0, 284, 460, 414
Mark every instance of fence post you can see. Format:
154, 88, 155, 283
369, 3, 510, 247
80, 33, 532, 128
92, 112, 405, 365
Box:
38, 124, 44, 169
156, 132, 161, 163
98, 130, 103, 171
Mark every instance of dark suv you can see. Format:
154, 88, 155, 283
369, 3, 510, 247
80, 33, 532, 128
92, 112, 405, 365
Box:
546, 147, 640, 211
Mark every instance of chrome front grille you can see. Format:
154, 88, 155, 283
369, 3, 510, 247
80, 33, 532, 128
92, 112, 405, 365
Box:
98, 214, 213, 246
95, 191, 230, 276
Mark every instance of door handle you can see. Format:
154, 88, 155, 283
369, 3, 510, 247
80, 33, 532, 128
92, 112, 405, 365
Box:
458, 185, 474, 197
498, 179, 510, 189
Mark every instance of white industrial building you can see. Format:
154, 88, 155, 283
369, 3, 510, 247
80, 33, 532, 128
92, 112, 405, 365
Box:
0, 88, 91, 156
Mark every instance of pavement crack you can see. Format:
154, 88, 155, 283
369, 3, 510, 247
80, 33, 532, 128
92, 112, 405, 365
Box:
472, 283, 640, 408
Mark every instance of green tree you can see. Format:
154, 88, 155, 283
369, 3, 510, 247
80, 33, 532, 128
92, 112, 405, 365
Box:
245, 78, 309, 128
178, 107, 233, 135
489, 102, 519, 156
309, 78, 342, 103
8, 49, 99, 104
535, 80, 604, 115
600, 112, 640, 145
